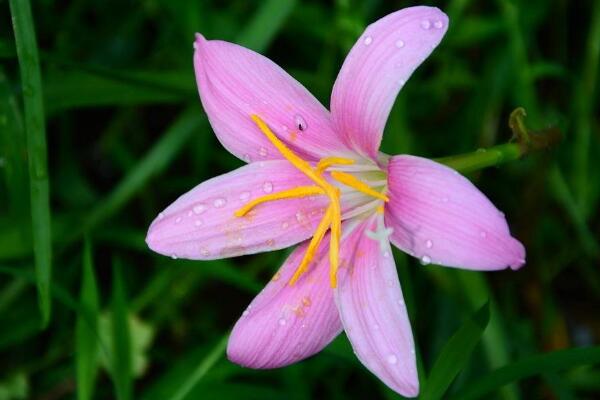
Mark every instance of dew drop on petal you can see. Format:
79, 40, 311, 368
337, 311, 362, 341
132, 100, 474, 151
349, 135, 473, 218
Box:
158, 212, 164, 220
398, 79, 406, 87
213, 198, 226, 208
278, 318, 287, 326
239, 191, 251, 201
387, 354, 398, 365
480, 230, 487, 238
425, 239, 433, 249
434, 20, 444, 29
397, 298, 405, 306
262, 181, 273, 193
364, 36, 373, 45
193, 204, 206, 214
194, 219, 203, 227
187, 211, 193, 217
420, 20, 431, 30
171, 254, 178, 260
281, 221, 289, 229
294, 114, 307, 131
200, 247, 210, 256
421, 255, 431, 265
175, 217, 182, 224
395, 39, 405, 48
383, 251, 390, 258
242, 153, 251, 162
242, 309, 250, 317
259, 147, 268, 157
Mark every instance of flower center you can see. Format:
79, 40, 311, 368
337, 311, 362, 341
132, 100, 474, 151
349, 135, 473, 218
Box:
234, 114, 388, 287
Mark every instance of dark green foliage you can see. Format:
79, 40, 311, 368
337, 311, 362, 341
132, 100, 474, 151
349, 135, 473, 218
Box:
1, 0, 599, 399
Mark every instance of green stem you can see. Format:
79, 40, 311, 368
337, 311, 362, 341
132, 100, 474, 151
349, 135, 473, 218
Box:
435, 143, 523, 174
9, 0, 53, 327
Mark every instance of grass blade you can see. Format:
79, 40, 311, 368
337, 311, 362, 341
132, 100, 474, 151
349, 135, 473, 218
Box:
421, 302, 490, 400
111, 260, 132, 400
76, 238, 100, 400
169, 334, 228, 400
236, 0, 297, 51
9, 0, 53, 327
451, 346, 600, 400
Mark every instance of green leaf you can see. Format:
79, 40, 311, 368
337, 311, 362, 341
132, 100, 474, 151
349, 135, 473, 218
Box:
76, 238, 100, 400
169, 333, 228, 400
420, 302, 490, 400
451, 346, 600, 400
236, 0, 297, 52
111, 261, 132, 400
9, 0, 53, 328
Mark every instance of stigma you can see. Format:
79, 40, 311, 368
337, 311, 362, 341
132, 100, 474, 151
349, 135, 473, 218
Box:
234, 114, 387, 287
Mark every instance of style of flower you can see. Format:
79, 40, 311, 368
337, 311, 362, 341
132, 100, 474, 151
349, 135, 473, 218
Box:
146, 6, 525, 397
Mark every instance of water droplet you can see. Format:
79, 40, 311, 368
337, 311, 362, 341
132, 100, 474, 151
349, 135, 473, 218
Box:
395, 39, 405, 48
397, 298, 405, 306
480, 230, 487, 238
425, 239, 433, 249
383, 251, 390, 258
213, 198, 226, 208
175, 217, 182, 224
364, 36, 373, 45
281, 221, 289, 229
158, 212, 164, 220
421, 255, 431, 265
193, 204, 207, 214
194, 219, 203, 227
434, 20, 444, 29
200, 247, 210, 256
294, 114, 307, 131
278, 318, 287, 326
242, 309, 250, 316
239, 191, 251, 201
398, 79, 406, 86
171, 254, 178, 259
420, 20, 431, 30
387, 354, 398, 364
187, 211, 193, 217
259, 147, 268, 157
242, 153, 251, 162
281, 125, 289, 132
262, 181, 273, 193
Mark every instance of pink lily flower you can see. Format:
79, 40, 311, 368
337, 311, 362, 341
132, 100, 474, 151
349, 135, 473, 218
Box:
146, 6, 525, 397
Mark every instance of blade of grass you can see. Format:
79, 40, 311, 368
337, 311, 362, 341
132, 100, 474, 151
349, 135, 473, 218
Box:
169, 333, 228, 400
236, 0, 297, 51
450, 346, 600, 400
111, 260, 132, 400
9, 0, 53, 327
76, 237, 100, 400
62, 108, 204, 246
421, 302, 490, 400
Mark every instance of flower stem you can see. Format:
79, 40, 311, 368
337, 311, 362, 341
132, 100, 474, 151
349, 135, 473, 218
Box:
435, 108, 561, 174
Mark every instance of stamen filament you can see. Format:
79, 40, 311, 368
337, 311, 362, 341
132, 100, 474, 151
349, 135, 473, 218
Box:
289, 205, 333, 285
316, 156, 355, 174
234, 186, 325, 217
330, 171, 389, 202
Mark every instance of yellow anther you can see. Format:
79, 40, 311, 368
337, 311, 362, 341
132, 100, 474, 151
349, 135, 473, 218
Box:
289, 206, 333, 285
234, 186, 325, 217
316, 157, 355, 174
376, 205, 385, 214
330, 171, 389, 202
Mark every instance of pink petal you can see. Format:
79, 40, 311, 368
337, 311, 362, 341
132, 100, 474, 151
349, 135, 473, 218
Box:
330, 6, 448, 159
227, 230, 345, 368
386, 155, 526, 270
335, 216, 419, 397
194, 34, 350, 163
146, 160, 330, 260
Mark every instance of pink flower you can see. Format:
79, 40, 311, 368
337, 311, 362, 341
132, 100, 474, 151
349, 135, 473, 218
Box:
146, 6, 525, 397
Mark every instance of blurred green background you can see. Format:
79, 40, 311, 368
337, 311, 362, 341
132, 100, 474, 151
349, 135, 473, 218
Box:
1, 0, 599, 399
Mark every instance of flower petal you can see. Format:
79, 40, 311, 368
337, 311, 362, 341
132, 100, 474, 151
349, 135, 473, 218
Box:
227, 230, 345, 368
386, 155, 526, 270
194, 34, 350, 162
146, 160, 329, 260
330, 6, 448, 159
335, 216, 418, 397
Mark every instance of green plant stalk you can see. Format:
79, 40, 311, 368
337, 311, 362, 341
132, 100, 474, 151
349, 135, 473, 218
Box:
573, 0, 600, 212
435, 143, 523, 174
9, 0, 53, 327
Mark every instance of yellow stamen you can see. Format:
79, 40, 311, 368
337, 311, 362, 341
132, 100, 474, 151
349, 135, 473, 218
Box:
289, 205, 333, 284
376, 205, 385, 214
236, 115, 387, 287
330, 171, 389, 202
234, 186, 325, 217
316, 156, 355, 174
